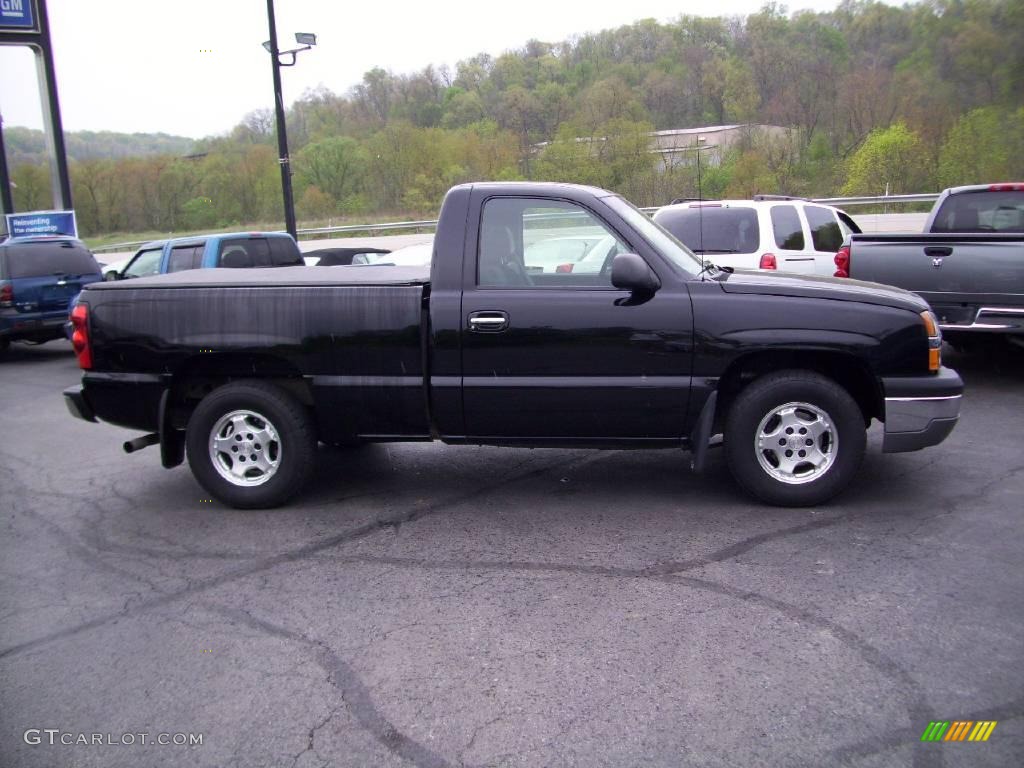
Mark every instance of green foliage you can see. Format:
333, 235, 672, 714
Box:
937, 107, 1024, 187
295, 136, 368, 204
181, 196, 218, 230
842, 122, 933, 195
11, 164, 50, 211
5, 126, 193, 166
296, 186, 335, 220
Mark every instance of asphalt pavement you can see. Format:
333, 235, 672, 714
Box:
1, 340, 1021, 767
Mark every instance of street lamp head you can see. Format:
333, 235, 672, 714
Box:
295, 32, 317, 46
262, 40, 272, 53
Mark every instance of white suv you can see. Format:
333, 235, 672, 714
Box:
652, 196, 860, 276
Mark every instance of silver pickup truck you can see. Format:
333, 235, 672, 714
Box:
835, 183, 1024, 349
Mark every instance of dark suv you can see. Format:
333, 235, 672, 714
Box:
0, 236, 102, 354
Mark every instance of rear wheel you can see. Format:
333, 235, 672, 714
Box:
724, 370, 866, 506
186, 380, 315, 509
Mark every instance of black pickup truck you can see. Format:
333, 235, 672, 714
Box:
65, 182, 963, 509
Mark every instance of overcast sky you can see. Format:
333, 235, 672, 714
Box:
1, 0, 849, 139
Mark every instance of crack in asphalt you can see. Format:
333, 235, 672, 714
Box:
209, 605, 453, 768
0, 451, 600, 661
0, 462, 161, 593
315, 548, 940, 767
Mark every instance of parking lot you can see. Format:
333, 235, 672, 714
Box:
1, 341, 1022, 767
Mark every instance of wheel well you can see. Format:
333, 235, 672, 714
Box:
715, 351, 883, 428
168, 354, 312, 428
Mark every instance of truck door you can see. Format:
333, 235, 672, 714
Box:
460, 194, 694, 442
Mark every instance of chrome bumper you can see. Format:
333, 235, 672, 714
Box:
883, 394, 962, 453
938, 306, 1024, 334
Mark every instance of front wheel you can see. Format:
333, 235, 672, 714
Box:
724, 370, 866, 506
186, 381, 315, 509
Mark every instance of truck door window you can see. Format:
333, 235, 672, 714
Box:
167, 245, 203, 273
123, 248, 162, 278
478, 198, 626, 288
770, 205, 805, 250
219, 238, 272, 268
805, 206, 843, 252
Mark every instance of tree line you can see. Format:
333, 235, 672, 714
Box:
8, 0, 1024, 238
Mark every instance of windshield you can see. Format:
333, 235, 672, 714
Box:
3, 242, 100, 279
604, 196, 704, 276
931, 190, 1024, 232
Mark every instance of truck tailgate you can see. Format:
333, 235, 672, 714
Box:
849, 234, 1024, 327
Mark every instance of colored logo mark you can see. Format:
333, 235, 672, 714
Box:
920, 721, 997, 742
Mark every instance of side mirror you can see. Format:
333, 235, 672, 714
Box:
611, 253, 660, 294
104, 271, 120, 281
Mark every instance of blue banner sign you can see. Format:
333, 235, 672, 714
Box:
6, 210, 78, 238
0, 0, 37, 31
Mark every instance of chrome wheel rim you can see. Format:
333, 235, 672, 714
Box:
755, 401, 837, 485
208, 409, 281, 487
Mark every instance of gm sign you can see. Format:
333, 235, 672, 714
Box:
0, 0, 37, 31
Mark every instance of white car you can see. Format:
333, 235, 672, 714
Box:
366, 243, 432, 267
98, 256, 132, 280
652, 196, 860, 276
523, 235, 608, 273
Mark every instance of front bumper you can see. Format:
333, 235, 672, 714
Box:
882, 367, 963, 453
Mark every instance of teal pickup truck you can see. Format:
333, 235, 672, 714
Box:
113, 231, 303, 279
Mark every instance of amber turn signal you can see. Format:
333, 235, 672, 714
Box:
921, 311, 941, 372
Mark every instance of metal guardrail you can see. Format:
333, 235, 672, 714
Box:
810, 193, 939, 206
89, 192, 942, 254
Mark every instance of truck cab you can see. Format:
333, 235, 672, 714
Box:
117, 232, 303, 280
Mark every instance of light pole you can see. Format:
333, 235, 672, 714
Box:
263, 0, 316, 239
690, 137, 718, 201
0, 111, 14, 216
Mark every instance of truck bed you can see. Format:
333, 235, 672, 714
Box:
79, 266, 432, 439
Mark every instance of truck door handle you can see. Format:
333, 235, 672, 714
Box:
468, 311, 509, 332
924, 246, 952, 257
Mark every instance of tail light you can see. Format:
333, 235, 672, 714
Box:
988, 183, 1024, 192
759, 253, 777, 270
555, 263, 574, 273
0, 280, 13, 308
921, 311, 941, 372
834, 245, 851, 278
70, 303, 93, 370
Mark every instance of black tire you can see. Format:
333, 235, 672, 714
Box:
0, 338, 9, 355
724, 370, 866, 507
186, 380, 315, 509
